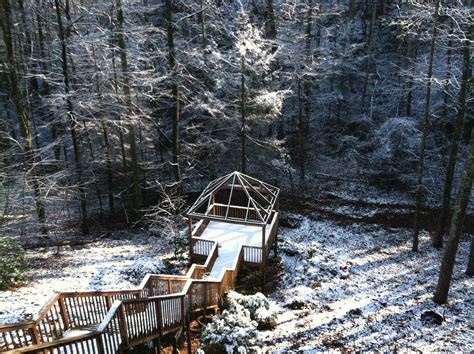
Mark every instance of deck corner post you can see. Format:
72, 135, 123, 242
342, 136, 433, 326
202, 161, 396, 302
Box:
58, 296, 70, 330
156, 300, 163, 338
118, 304, 128, 347
30, 325, 40, 345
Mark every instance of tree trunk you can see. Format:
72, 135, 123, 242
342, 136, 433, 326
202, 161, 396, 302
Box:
92, 46, 115, 216
116, 0, 142, 214
361, 0, 377, 108
405, 37, 419, 117
441, 20, 454, 119
412, 0, 440, 251
297, 79, 305, 186
266, 0, 277, 42
200, 0, 206, 46
165, 0, 182, 186
36, 6, 61, 162
110, 47, 128, 169
240, 59, 247, 174
299, 0, 313, 186
433, 128, 474, 304
467, 236, 474, 276
434, 34, 471, 249
55, 0, 89, 234
1, 0, 47, 234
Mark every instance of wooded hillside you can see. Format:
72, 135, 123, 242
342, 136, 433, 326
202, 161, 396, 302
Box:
0, 0, 472, 241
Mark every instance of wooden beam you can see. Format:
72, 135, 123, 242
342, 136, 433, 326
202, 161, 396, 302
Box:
188, 217, 193, 261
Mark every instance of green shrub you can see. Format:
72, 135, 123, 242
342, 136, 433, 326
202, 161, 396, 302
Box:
0, 237, 27, 290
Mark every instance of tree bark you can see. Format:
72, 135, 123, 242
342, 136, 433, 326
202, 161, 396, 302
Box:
298, 79, 305, 185
92, 46, 115, 216
200, 0, 206, 46
116, 0, 143, 214
266, 0, 277, 41
405, 37, 419, 117
433, 128, 474, 304
299, 0, 313, 186
240, 59, 247, 174
434, 34, 471, 248
55, 0, 89, 234
467, 236, 474, 276
412, 0, 440, 251
1, 0, 47, 234
361, 0, 377, 108
165, 0, 182, 187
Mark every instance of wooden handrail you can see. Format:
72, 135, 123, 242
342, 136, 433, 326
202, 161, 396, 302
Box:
1, 211, 279, 353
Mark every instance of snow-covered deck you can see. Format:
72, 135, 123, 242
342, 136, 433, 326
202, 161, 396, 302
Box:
199, 221, 270, 278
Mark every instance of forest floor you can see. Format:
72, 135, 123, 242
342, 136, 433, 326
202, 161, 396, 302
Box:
1, 193, 473, 352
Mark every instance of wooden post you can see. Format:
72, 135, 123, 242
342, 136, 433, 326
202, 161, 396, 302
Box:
203, 284, 208, 321
188, 217, 193, 262
167, 279, 172, 294
118, 304, 128, 347
274, 231, 278, 257
148, 278, 154, 297
156, 300, 163, 338
105, 295, 113, 310
58, 296, 70, 330
30, 326, 40, 345
262, 226, 266, 293
180, 296, 185, 327
186, 311, 192, 354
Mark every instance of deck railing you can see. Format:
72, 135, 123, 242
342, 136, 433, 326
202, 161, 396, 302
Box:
1, 212, 278, 353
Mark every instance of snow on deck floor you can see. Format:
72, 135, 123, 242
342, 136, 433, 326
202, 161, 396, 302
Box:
199, 221, 270, 278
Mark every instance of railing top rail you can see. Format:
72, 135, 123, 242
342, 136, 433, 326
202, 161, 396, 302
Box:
2, 331, 100, 353
60, 289, 143, 297
0, 293, 60, 331
0, 321, 36, 331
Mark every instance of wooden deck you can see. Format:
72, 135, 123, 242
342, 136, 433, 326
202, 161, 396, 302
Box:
0, 209, 279, 353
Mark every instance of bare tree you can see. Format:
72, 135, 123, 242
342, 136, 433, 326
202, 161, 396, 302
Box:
412, 0, 440, 252
433, 128, 474, 304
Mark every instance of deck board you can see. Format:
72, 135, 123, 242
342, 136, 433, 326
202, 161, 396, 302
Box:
200, 221, 270, 278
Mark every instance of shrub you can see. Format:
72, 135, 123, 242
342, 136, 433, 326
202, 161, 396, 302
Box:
227, 291, 278, 330
0, 237, 27, 290
201, 291, 277, 353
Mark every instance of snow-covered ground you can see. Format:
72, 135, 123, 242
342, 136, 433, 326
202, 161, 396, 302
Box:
1, 201, 472, 352
262, 215, 473, 352
0, 233, 186, 324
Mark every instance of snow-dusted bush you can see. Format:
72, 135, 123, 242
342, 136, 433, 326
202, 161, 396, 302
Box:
201, 291, 276, 353
227, 291, 277, 329
201, 302, 259, 353
0, 237, 27, 290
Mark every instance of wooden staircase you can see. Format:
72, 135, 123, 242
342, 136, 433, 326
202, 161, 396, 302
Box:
0, 236, 243, 353
1, 212, 279, 354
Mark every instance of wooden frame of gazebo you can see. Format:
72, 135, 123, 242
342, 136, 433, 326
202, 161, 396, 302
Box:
186, 171, 280, 284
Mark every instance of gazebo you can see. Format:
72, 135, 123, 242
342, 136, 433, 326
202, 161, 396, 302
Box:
186, 171, 280, 280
